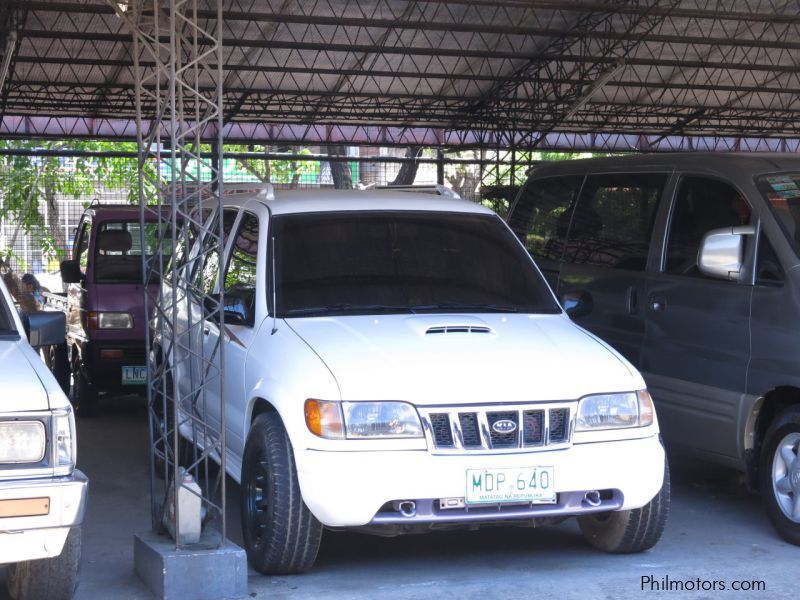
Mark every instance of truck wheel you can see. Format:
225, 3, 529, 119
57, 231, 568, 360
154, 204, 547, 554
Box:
578, 459, 670, 553
6, 527, 81, 600
48, 344, 71, 395
241, 412, 322, 574
71, 358, 97, 418
760, 406, 800, 545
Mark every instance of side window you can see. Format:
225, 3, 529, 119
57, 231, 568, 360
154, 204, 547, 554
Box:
75, 220, 91, 273
196, 208, 238, 295
563, 173, 665, 270
223, 212, 259, 326
665, 177, 751, 277
508, 176, 584, 262
756, 234, 784, 285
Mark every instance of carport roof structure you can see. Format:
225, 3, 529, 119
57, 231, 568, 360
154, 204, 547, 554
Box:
1, 0, 799, 151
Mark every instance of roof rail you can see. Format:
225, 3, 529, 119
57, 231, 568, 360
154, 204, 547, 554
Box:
373, 184, 461, 200
223, 182, 275, 200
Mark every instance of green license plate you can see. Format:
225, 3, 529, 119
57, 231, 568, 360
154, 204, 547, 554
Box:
465, 466, 556, 505
122, 366, 147, 385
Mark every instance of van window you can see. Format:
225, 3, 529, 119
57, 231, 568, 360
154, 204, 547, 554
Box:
562, 173, 665, 270
507, 176, 583, 262
756, 173, 800, 254
93, 220, 173, 283
756, 235, 784, 285
665, 177, 751, 277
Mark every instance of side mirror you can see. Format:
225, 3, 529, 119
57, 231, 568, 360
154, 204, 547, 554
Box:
25, 311, 66, 348
60, 259, 82, 284
560, 290, 593, 319
698, 226, 756, 281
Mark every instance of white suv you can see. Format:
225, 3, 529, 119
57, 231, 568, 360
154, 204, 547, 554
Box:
166, 188, 669, 574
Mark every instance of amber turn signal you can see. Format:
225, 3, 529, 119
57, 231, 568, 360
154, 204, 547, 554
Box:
304, 399, 345, 439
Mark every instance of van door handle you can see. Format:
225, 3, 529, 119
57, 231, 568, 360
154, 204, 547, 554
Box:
625, 286, 638, 314
649, 296, 666, 312
203, 326, 210, 335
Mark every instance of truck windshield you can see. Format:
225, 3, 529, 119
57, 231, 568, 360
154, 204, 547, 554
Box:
94, 221, 173, 283
273, 211, 561, 317
756, 174, 800, 254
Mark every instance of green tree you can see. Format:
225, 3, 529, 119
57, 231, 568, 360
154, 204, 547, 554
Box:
0, 139, 154, 266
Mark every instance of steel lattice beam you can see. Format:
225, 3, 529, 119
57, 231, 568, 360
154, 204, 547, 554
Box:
109, 0, 228, 548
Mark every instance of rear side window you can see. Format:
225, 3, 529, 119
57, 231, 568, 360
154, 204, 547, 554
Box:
665, 176, 751, 277
563, 173, 665, 271
508, 176, 583, 262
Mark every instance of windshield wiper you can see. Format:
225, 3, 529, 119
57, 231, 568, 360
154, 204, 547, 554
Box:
410, 302, 520, 313
283, 304, 416, 317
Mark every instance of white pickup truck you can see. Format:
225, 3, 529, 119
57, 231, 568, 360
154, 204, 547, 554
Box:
165, 188, 669, 574
0, 277, 87, 600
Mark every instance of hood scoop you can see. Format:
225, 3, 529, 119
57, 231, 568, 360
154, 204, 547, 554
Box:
425, 325, 492, 335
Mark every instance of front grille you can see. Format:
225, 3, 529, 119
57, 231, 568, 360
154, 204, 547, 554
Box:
458, 413, 482, 447
421, 403, 574, 453
487, 411, 518, 447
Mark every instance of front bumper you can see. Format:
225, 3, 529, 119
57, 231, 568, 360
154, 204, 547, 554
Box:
295, 435, 664, 527
0, 469, 88, 564
84, 341, 146, 391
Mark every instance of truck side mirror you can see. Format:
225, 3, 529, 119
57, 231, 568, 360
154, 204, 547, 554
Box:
60, 259, 83, 284
25, 311, 66, 348
698, 225, 756, 281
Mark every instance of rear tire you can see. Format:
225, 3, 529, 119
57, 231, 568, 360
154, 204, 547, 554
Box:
760, 406, 800, 545
6, 527, 81, 600
578, 459, 670, 553
241, 412, 322, 574
71, 355, 97, 418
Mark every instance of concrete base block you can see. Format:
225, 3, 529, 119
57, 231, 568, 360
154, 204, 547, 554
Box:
134, 530, 248, 600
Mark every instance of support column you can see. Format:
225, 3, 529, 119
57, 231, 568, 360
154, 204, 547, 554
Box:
110, 1, 246, 597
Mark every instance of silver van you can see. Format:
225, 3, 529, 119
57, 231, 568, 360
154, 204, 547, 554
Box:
507, 153, 800, 544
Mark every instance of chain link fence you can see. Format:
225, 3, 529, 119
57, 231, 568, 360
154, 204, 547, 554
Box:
0, 145, 539, 281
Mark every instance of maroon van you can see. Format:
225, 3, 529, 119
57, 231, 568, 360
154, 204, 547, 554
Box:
47, 204, 170, 417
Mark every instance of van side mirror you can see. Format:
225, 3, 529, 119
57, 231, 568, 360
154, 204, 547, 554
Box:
698, 226, 755, 281
60, 259, 82, 284
560, 290, 593, 319
25, 311, 66, 348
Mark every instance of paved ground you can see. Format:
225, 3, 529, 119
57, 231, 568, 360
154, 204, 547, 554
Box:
2, 394, 798, 599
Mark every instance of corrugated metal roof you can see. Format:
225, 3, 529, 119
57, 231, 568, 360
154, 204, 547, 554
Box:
1, 0, 799, 149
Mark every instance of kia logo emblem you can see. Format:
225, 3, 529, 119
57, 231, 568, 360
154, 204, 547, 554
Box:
492, 419, 517, 434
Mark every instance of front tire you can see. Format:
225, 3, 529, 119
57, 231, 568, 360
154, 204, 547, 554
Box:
6, 527, 81, 600
578, 459, 670, 553
760, 406, 800, 545
71, 355, 97, 418
241, 413, 322, 574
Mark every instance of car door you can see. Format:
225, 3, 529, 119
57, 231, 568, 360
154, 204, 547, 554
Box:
174, 207, 239, 437
641, 175, 754, 461
557, 172, 669, 365
202, 210, 262, 462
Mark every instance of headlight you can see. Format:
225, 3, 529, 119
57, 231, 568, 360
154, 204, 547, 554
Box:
575, 390, 654, 431
90, 312, 133, 329
304, 400, 423, 439
52, 407, 76, 474
0, 421, 46, 463
343, 402, 423, 438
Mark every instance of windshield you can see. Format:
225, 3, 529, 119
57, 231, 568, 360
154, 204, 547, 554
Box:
757, 174, 800, 254
94, 220, 173, 283
273, 211, 560, 318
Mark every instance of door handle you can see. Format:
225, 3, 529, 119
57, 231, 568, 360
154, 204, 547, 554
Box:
625, 286, 638, 315
203, 326, 210, 335
649, 296, 666, 312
